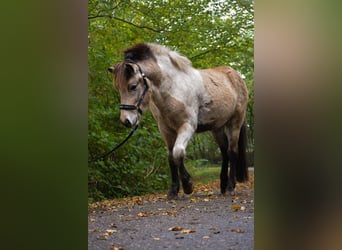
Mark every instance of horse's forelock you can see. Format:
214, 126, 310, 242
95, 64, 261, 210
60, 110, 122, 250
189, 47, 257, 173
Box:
113, 62, 133, 89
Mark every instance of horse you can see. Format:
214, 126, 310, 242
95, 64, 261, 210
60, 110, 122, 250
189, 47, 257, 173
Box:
108, 43, 249, 200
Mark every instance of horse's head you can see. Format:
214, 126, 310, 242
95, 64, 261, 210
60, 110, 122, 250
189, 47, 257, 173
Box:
108, 62, 150, 128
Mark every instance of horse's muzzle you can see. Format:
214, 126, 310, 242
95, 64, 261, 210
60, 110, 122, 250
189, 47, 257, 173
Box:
123, 118, 133, 128
120, 111, 138, 128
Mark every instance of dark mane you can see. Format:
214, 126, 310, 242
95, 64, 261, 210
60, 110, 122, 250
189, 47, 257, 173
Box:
124, 43, 157, 62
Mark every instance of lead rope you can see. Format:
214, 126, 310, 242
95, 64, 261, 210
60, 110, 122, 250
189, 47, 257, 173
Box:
88, 124, 138, 163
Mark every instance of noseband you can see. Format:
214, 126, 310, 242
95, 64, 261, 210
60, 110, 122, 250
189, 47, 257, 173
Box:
119, 61, 149, 115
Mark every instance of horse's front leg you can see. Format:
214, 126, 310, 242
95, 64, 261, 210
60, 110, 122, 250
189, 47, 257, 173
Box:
167, 152, 180, 200
172, 123, 194, 197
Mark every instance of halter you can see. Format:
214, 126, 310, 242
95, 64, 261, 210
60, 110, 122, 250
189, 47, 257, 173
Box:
88, 61, 146, 163
119, 61, 149, 115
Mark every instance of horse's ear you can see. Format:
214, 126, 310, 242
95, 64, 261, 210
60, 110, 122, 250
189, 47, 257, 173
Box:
108, 66, 115, 73
124, 63, 136, 77
108, 63, 122, 76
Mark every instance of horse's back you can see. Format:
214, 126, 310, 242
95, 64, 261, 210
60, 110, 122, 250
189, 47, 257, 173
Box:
196, 66, 248, 132
201, 66, 247, 92
199, 66, 248, 108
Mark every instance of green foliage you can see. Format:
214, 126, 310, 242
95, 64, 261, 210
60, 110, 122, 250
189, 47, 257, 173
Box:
88, 0, 254, 201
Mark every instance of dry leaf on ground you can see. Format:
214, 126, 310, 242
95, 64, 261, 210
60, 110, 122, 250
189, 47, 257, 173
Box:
231, 205, 246, 211
110, 247, 124, 250
168, 226, 183, 231
231, 228, 245, 233
181, 229, 196, 234
105, 229, 117, 235
137, 212, 149, 217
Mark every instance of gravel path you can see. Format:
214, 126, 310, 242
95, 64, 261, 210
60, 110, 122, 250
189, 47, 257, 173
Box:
88, 174, 254, 250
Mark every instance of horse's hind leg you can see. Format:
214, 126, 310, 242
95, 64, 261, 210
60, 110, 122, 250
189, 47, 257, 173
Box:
226, 117, 246, 195
212, 128, 229, 194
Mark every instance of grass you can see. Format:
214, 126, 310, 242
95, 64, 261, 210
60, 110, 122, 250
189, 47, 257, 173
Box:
189, 166, 221, 184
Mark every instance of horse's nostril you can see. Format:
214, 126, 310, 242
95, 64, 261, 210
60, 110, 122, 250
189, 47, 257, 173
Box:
124, 119, 132, 128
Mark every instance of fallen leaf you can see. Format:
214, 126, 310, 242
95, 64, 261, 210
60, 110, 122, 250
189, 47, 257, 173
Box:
231, 205, 245, 211
231, 205, 241, 211
231, 228, 245, 233
137, 212, 149, 217
203, 235, 211, 239
90, 218, 96, 222
168, 226, 183, 231
105, 229, 117, 235
153, 237, 160, 241
110, 247, 124, 250
181, 229, 196, 234
98, 233, 108, 240
164, 210, 178, 216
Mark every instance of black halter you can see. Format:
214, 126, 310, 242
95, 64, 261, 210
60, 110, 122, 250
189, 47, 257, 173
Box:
119, 61, 149, 115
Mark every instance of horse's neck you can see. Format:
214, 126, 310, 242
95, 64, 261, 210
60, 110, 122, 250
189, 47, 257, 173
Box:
149, 67, 204, 113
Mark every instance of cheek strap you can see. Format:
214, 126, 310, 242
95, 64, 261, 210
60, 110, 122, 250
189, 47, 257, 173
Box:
119, 66, 148, 115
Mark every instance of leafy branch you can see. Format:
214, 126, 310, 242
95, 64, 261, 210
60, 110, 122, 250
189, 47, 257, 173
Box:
88, 14, 162, 33
190, 49, 219, 60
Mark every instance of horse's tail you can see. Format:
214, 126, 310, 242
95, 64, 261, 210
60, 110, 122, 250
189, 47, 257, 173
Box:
236, 121, 249, 182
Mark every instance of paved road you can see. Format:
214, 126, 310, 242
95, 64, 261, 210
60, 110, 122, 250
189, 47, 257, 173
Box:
88, 178, 254, 250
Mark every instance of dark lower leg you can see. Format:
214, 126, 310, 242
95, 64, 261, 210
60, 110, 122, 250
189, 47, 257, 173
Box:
228, 150, 238, 193
220, 147, 229, 194
167, 154, 180, 200
178, 159, 193, 194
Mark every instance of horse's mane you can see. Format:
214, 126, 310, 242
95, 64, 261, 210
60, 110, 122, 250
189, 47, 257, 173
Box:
124, 43, 157, 62
124, 43, 192, 72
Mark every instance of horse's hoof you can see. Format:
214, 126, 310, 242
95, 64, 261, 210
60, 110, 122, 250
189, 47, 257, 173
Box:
167, 192, 178, 200
228, 185, 236, 196
229, 190, 236, 196
183, 180, 194, 194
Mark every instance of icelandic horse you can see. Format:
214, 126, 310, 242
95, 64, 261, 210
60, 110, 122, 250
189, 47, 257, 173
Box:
108, 43, 249, 199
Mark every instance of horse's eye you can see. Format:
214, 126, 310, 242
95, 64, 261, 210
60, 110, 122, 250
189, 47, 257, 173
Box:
129, 85, 137, 91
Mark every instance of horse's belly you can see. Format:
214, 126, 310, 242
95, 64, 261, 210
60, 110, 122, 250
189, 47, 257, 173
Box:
196, 107, 212, 132
196, 123, 215, 133
196, 105, 232, 132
